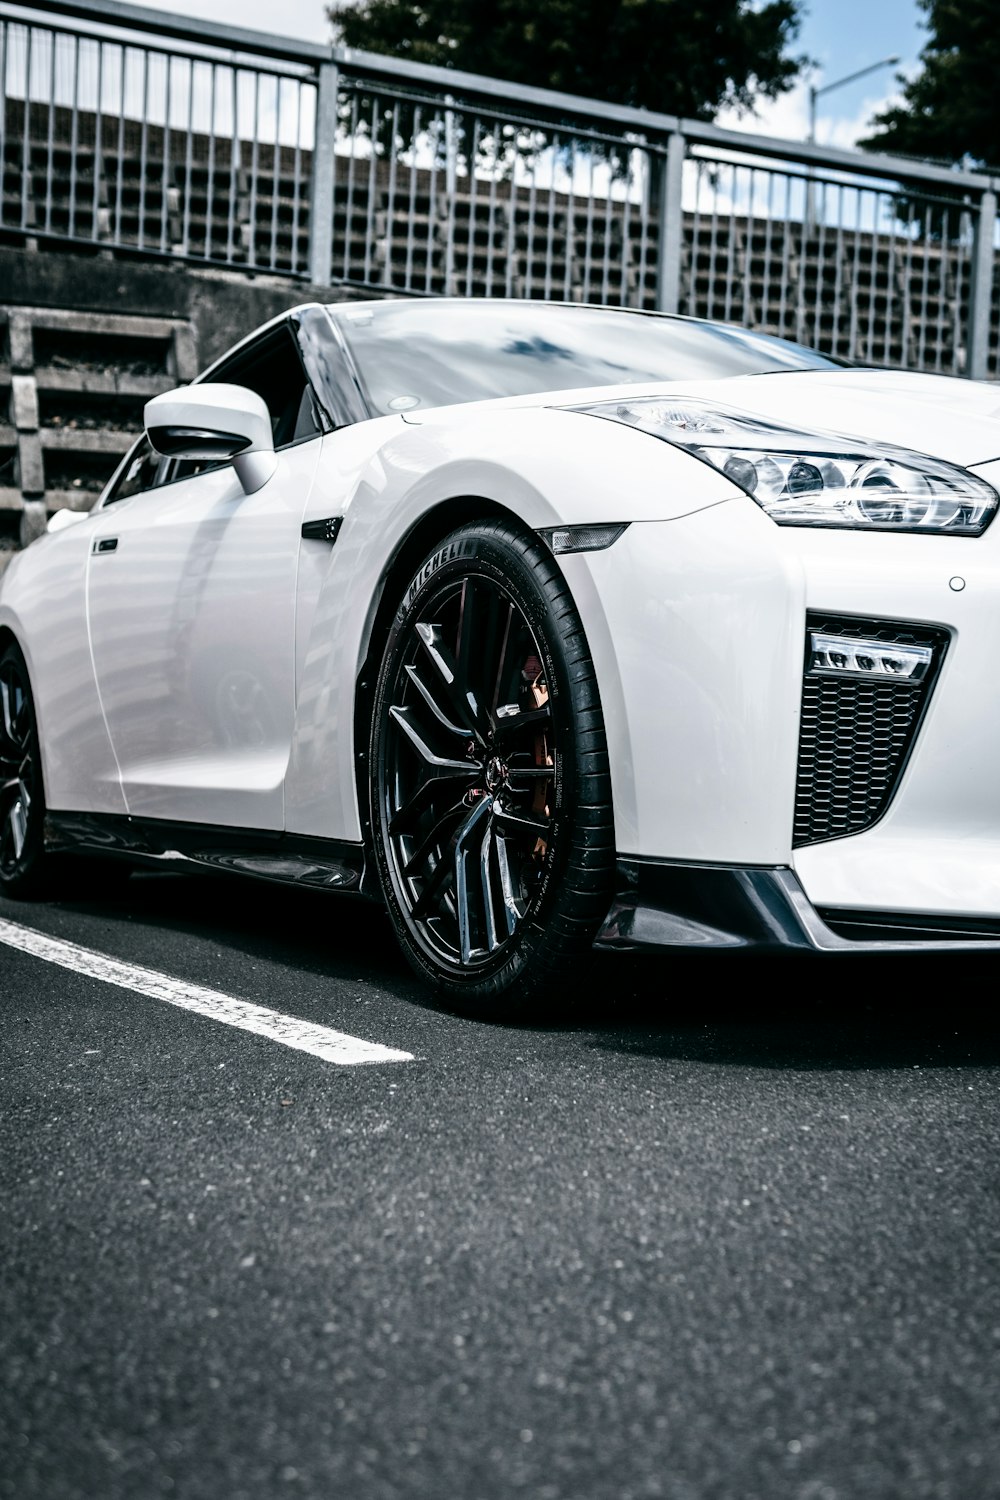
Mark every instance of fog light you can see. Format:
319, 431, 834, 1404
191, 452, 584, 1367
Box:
808, 631, 932, 681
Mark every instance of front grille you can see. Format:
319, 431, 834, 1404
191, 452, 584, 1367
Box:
792, 616, 947, 848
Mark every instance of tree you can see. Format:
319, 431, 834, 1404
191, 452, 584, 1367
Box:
860, 0, 999, 168
328, 0, 806, 122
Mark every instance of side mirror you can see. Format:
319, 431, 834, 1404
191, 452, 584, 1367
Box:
144, 383, 277, 495
47, 507, 87, 534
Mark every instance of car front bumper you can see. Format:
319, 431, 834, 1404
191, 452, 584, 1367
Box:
562, 458, 1000, 931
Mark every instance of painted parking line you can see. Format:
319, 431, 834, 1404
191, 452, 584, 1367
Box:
0, 918, 414, 1067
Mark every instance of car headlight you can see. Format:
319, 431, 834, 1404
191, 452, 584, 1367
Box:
576, 396, 998, 536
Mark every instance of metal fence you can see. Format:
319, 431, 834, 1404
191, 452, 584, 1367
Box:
2, 0, 999, 378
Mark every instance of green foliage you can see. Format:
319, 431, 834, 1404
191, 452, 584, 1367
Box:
860, 0, 1000, 168
328, 0, 806, 121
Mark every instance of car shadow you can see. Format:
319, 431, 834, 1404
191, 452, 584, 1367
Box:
575, 949, 1000, 1070
54, 870, 1000, 1072
57, 867, 420, 992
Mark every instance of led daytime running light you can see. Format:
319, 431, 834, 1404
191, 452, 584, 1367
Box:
808, 631, 932, 681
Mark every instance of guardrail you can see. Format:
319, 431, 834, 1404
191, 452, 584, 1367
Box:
2, 0, 999, 378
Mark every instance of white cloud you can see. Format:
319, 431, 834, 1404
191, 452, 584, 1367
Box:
715, 78, 908, 152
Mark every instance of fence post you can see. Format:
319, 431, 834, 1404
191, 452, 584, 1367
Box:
308, 59, 340, 287
443, 94, 457, 296
967, 188, 996, 381
655, 130, 686, 315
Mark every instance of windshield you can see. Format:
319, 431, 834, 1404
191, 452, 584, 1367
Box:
332, 301, 842, 416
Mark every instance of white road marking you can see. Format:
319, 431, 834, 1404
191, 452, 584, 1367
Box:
0, 918, 414, 1067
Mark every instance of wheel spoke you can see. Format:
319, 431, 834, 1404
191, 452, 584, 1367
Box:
389, 769, 478, 837
386, 699, 479, 838
1, 766, 29, 854
0, 676, 12, 746
492, 831, 521, 937
410, 797, 489, 924
455, 578, 481, 701
458, 579, 507, 734
7, 793, 27, 860
389, 705, 476, 774
494, 805, 551, 838
452, 795, 493, 964
403, 664, 467, 739
479, 825, 505, 953
0, 670, 28, 752
494, 704, 551, 742
491, 601, 514, 718
402, 798, 469, 877
415, 622, 483, 738
455, 835, 473, 963
410, 847, 455, 922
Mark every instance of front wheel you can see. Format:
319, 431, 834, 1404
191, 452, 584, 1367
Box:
369, 521, 616, 1018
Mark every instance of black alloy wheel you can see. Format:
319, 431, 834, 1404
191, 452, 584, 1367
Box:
0, 642, 49, 897
370, 521, 616, 1016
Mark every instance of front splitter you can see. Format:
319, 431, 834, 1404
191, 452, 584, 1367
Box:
594, 858, 1000, 954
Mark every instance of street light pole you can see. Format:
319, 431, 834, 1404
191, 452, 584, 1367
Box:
808, 56, 901, 145
805, 54, 900, 232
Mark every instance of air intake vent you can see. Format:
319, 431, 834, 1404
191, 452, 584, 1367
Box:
793, 616, 947, 848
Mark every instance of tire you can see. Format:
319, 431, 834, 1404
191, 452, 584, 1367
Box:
369, 520, 616, 1018
0, 640, 53, 899
0, 642, 133, 900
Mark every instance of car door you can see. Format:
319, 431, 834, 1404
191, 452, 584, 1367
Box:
85, 320, 325, 831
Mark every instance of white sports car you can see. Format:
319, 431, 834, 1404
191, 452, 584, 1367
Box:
3, 298, 1000, 1013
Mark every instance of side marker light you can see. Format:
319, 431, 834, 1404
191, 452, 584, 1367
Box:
540, 523, 629, 555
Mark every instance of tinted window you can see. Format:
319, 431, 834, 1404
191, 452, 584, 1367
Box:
169, 324, 324, 482
104, 436, 162, 505
334, 302, 842, 416
214, 324, 323, 449
105, 324, 328, 497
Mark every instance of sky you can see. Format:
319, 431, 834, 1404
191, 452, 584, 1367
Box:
121, 0, 928, 151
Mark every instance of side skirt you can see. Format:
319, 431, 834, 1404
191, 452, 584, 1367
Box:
45, 812, 373, 899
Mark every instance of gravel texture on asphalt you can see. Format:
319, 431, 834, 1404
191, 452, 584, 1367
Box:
2, 871, 999, 1500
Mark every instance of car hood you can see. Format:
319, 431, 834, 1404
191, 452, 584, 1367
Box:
405, 368, 1000, 470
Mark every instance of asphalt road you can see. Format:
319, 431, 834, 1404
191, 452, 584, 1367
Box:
2, 870, 999, 1500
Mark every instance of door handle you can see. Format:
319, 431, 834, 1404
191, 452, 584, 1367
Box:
92, 537, 119, 554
